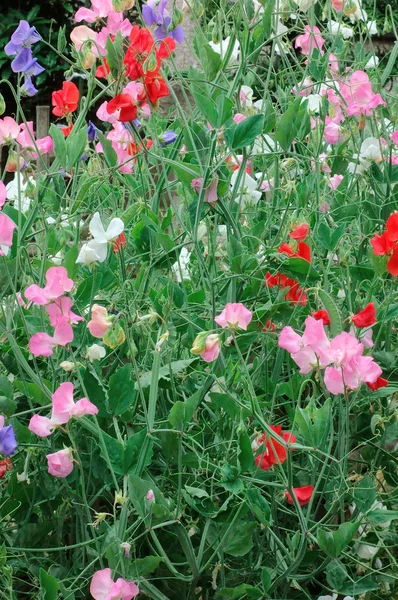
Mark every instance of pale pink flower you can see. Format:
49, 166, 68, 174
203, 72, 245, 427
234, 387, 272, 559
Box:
87, 304, 112, 338
70, 25, 97, 51
279, 316, 331, 374
45, 297, 84, 327
16, 122, 35, 148
331, 0, 344, 10
0, 117, 20, 144
340, 70, 386, 116
29, 414, 54, 437
324, 120, 341, 145
46, 448, 74, 478
33, 136, 54, 157
233, 113, 247, 124
29, 321, 74, 357
106, 14, 133, 37
146, 489, 155, 501
295, 26, 325, 56
0, 213, 17, 255
201, 334, 221, 362
215, 303, 252, 331
292, 77, 313, 97
90, 568, 139, 600
328, 174, 344, 189
25, 266, 74, 306
328, 53, 340, 72
319, 201, 330, 213
349, 325, 374, 348
0, 181, 6, 209
97, 101, 120, 124
75, 0, 114, 22
391, 131, 398, 146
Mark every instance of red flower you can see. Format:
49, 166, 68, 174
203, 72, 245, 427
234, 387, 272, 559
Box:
0, 458, 12, 479
385, 212, 398, 241
255, 425, 296, 471
114, 232, 126, 253
285, 485, 314, 506
265, 272, 307, 305
278, 242, 311, 262
387, 249, 398, 276
96, 59, 111, 79
279, 243, 296, 257
370, 232, 395, 256
107, 94, 139, 122
61, 124, 73, 138
52, 82, 80, 117
352, 302, 377, 328
366, 376, 388, 391
312, 309, 330, 325
290, 223, 309, 241
144, 72, 170, 103
263, 320, 276, 332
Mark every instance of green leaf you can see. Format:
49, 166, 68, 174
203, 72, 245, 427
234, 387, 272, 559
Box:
318, 521, 360, 557
326, 559, 348, 590
352, 475, 377, 512
63, 246, 79, 279
40, 568, 59, 600
105, 32, 124, 77
137, 359, 195, 389
49, 124, 67, 169
123, 429, 153, 474
217, 584, 262, 599
318, 223, 345, 251
279, 257, 320, 282
340, 577, 379, 595
238, 430, 255, 472
193, 92, 218, 128
199, 43, 222, 81
224, 114, 265, 150
57, 26, 67, 54
224, 521, 257, 557
67, 126, 88, 168
100, 432, 124, 475
0, 375, 13, 399
367, 509, 398, 523
97, 132, 117, 168
261, 567, 272, 593
276, 98, 309, 151
83, 370, 109, 417
185, 485, 209, 498
109, 364, 135, 415
318, 289, 342, 337
246, 488, 271, 526
129, 556, 163, 578
169, 389, 201, 430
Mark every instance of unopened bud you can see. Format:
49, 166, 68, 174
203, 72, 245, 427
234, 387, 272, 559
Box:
103, 322, 126, 348
171, 7, 184, 28
155, 330, 169, 352
191, 332, 208, 355
0, 94, 5, 116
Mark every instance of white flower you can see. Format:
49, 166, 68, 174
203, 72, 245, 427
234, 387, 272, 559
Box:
329, 20, 354, 39
60, 361, 76, 372
337, 289, 346, 299
89, 212, 124, 243
305, 94, 322, 113
6, 174, 35, 214
253, 0, 264, 15
230, 170, 262, 205
172, 247, 191, 282
209, 37, 240, 64
365, 55, 379, 69
366, 20, 377, 35
252, 134, 279, 155
50, 251, 63, 266
294, 0, 317, 10
348, 0, 367, 22
356, 541, 379, 559
348, 137, 382, 174
76, 240, 108, 265
240, 85, 254, 107
87, 344, 106, 362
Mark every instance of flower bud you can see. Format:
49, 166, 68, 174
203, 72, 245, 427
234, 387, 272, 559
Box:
191, 332, 208, 355
103, 322, 126, 348
0, 94, 5, 116
171, 7, 184, 28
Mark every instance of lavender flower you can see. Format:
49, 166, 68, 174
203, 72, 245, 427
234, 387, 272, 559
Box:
87, 121, 101, 142
161, 130, 178, 146
5, 20, 41, 56
142, 0, 184, 43
0, 424, 17, 456
20, 77, 38, 97
11, 48, 44, 76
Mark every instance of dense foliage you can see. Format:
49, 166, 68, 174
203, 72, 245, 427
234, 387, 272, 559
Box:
0, 0, 398, 599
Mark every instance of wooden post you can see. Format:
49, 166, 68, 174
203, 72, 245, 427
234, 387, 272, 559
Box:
36, 105, 50, 169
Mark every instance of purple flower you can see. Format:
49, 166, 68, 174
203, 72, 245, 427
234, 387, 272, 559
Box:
142, 0, 184, 43
133, 119, 141, 129
20, 77, 38, 97
0, 425, 17, 456
11, 48, 44, 76
88, 121, 101, 142
161, 130, 177, 146
5, 20, 41, 56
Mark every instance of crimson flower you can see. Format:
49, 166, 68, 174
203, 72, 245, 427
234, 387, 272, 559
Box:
52, 81, 79, 117
352, 302, 377, 328
285, 485, 314, 506
255, 425, 296, 471
114, 232, 126, 252
290, 223, 309, 241
312, 309, 331, 325
366, 376, 388, 391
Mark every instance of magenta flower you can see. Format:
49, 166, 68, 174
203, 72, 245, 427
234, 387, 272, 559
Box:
46, 448, 74, 478
90, 568, 139, 600
340, 71, 386, 117
25, 266, 74, 306
215, 303, 252, 331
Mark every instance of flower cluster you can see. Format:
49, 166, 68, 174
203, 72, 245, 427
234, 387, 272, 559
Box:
5, 20, 43, 96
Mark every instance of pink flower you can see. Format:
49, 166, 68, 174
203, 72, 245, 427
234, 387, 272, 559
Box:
29, 321, 74, 357
29, 382, 98, 437
279, 316, 331, 374
392, 131, 398, 146
214, 303, 252, 331
45, 297, 84, 326
146, 489, 155, 501
97, 101, 120, 123
90, 568, 139, 600
70, 25, 97, 51
233, 113, 247, 124
0, 213, 16, 255
324, 120, 341, 145
25, 266, 74, 305
46, 448, 74, 478
75, 0, 114, 23
16, 122, 35, 148
295, 26, 325, 56
328, 174, 344, 190
87, 304, 112, 338
0, 117, 20, 144
0, 181, 6, 209
191, 333, 221, 362
340, 70, 386, 116
331, 0, 343, 10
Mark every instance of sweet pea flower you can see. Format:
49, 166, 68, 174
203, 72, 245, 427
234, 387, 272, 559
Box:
97, 101, 120, 123
70, 25, 97, 52
285, 485, 314, 506
25, 266, 74, 306
329, 20, 354, 39
142, 0, 185, 43
340, 71, 386, 116
29, 321, 74, 357
146, 489, 155, 501
295, 25, 325, 56
215, 303, 252, 331
0, 117, 20, 145
254, 425, 296, 471
0, 416, 18, 456
75, 0, 114, 22
0, 181, 6, 209
5, 20, 41, 56
87, 344, 106, 362
278, 316, 331, 374
191, 333, 221, 363
11, 48, 44, 76
328, 174, 344, 189
90, 568, 140, 600
46, 448, 74, 478
89, 211, 125, 244
45, 297, 84, 327
87, 304, 112, 338
230, 170, 262, 205
348, 137, 383, 174
352, 302, 377, 328
209, 36, 240, 64
0, 213, 16, 255
171, 247, 191, 282
52, 82, 80, 117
